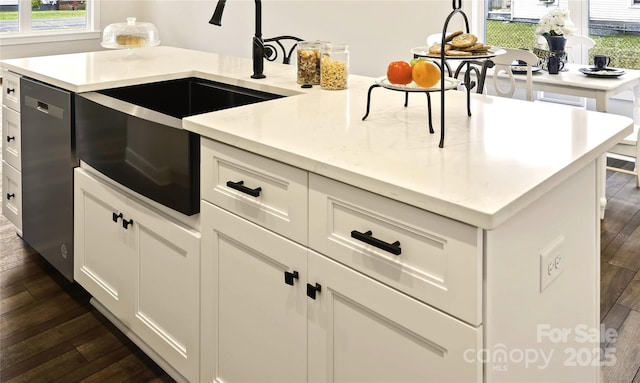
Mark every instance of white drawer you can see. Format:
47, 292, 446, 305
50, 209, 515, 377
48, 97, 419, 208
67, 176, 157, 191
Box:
309, 174, 482, 326
2, 70, 21, 112
201, 139, 308, 245
2, 161, 22, 232
2, 105, 21, 170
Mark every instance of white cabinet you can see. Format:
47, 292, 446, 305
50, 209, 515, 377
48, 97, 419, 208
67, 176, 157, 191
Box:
74, 168, 200, 383
2, 105, 21, 170
2, 70, 21, 112
309, 173, 482, 326
2, 160, 22, 230
200, 140, 482, 383
2, 70, 22, 233
308, 250, 481, 383
201, 138, 308, 244
201, 201, 308, 383
201, 200, 481, 383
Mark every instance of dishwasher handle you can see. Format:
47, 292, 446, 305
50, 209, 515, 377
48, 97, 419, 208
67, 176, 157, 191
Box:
24, 95, 64, 120
36, 101, 49, 114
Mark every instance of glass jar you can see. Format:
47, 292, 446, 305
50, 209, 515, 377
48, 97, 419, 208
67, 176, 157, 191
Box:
297, 41, 323, 85
320, 43, 349, 90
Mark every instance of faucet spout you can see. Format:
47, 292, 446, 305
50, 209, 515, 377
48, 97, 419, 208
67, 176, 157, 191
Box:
209, 0, 266, 79
209, 0, 225, 26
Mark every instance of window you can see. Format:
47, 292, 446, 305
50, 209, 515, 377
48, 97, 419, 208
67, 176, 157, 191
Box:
481, 0, 640, 69
0, 0, 97, 35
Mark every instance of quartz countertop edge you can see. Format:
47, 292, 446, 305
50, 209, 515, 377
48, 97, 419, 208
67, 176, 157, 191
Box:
2, 45, 633, 230
184, 110, 633, 230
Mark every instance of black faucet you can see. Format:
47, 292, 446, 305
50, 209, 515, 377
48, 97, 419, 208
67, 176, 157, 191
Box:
209, 0, 267, 79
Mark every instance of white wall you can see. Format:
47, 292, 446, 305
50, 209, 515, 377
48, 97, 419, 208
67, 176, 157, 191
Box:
139, 0, 472, 77
1, 0, 476, 76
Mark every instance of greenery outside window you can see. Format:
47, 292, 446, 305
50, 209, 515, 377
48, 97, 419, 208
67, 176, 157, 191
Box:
482, 0, 640, 69
0, 0, 97, 35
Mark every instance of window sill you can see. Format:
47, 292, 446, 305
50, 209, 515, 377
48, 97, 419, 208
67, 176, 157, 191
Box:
0, 30, 101, 47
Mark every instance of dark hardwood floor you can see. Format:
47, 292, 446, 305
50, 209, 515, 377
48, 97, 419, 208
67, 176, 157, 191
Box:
2, 121, 640, 380
0, 224, 176, 383
600, 158, 640, 383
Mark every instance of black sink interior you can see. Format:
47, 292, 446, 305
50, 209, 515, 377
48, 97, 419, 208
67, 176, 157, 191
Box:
99, 77, 285, 119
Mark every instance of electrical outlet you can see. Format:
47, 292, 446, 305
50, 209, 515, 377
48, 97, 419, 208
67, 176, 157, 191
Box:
540, 236, 564, 292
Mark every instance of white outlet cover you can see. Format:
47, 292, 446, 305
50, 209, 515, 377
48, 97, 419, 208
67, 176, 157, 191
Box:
540, 235, 564, 292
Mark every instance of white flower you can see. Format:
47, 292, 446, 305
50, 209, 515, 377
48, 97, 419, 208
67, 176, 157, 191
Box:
536, 8, 575, 36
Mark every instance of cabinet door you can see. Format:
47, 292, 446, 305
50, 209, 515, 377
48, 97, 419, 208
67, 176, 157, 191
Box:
2, 161, 22, 232
128, 196, 201, 383
307, 251, 482, 383
74, 168, 133, 321
2, 106, 21, 170
201, 201, 307, 383
2, 70, 21, 112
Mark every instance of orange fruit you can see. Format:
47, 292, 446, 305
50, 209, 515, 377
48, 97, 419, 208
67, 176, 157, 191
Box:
386, 61, 413, 85
412, 60, 441, 88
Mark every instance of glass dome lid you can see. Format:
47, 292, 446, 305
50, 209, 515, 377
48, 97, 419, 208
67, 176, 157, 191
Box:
102, 17, 160, 49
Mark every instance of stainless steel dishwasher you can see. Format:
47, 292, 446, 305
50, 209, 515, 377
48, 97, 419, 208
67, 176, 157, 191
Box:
21, 77, 76, 281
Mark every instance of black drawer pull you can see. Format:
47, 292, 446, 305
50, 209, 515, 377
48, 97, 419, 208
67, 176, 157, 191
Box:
112, 212, 123, 222
350, 230, 401, 255
7, 136, 15, 142
284, 270, 299, 286
122, 218, 134, 229
307, 283, 321, 300
7, 193, 15, 200
7, 88, 15, 94
226, 180, 262, 197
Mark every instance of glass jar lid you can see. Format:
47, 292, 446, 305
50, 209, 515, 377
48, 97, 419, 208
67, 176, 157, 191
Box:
101, 17, 160, 49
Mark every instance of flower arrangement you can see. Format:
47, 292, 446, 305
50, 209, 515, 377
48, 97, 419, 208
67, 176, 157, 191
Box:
536, 8, 575, 36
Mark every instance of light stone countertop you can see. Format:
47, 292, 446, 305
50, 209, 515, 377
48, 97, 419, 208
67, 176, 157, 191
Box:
2, 46, 634, 229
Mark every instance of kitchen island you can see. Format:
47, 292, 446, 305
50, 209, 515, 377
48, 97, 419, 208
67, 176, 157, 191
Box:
1, 46, 634, 382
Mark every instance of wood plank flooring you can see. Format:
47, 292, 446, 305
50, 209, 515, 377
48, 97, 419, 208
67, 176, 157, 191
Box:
601, 158, 640, 383
3, 141, 640, 379
0, 225, 175, 383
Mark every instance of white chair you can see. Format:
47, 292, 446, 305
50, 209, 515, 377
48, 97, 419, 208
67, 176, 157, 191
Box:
565, 35, 596, 64
489, 47, 539, 101
606, 125, 640, 187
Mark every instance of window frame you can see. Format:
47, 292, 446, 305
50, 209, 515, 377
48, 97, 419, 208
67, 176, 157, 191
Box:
0, 0, 101, 46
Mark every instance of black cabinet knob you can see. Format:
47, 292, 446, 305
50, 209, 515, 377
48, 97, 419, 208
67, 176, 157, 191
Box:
122, 219, 134, 229
6, 88, 15, 94
284, 270, 299, 286
6, 136, 15, 142
306, 283, 322, 300
112, 212, 123, 222
7, 193, 15, 200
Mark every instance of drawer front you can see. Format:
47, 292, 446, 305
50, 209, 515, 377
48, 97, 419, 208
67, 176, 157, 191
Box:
309, 174, 482, 325
2, 161, 22, 232
202, 139, 308, 245
2, 70, 21, 112
2, 106, 21, 170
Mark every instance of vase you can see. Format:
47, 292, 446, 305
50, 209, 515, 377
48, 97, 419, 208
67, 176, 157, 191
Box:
544, 35, 567, 74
